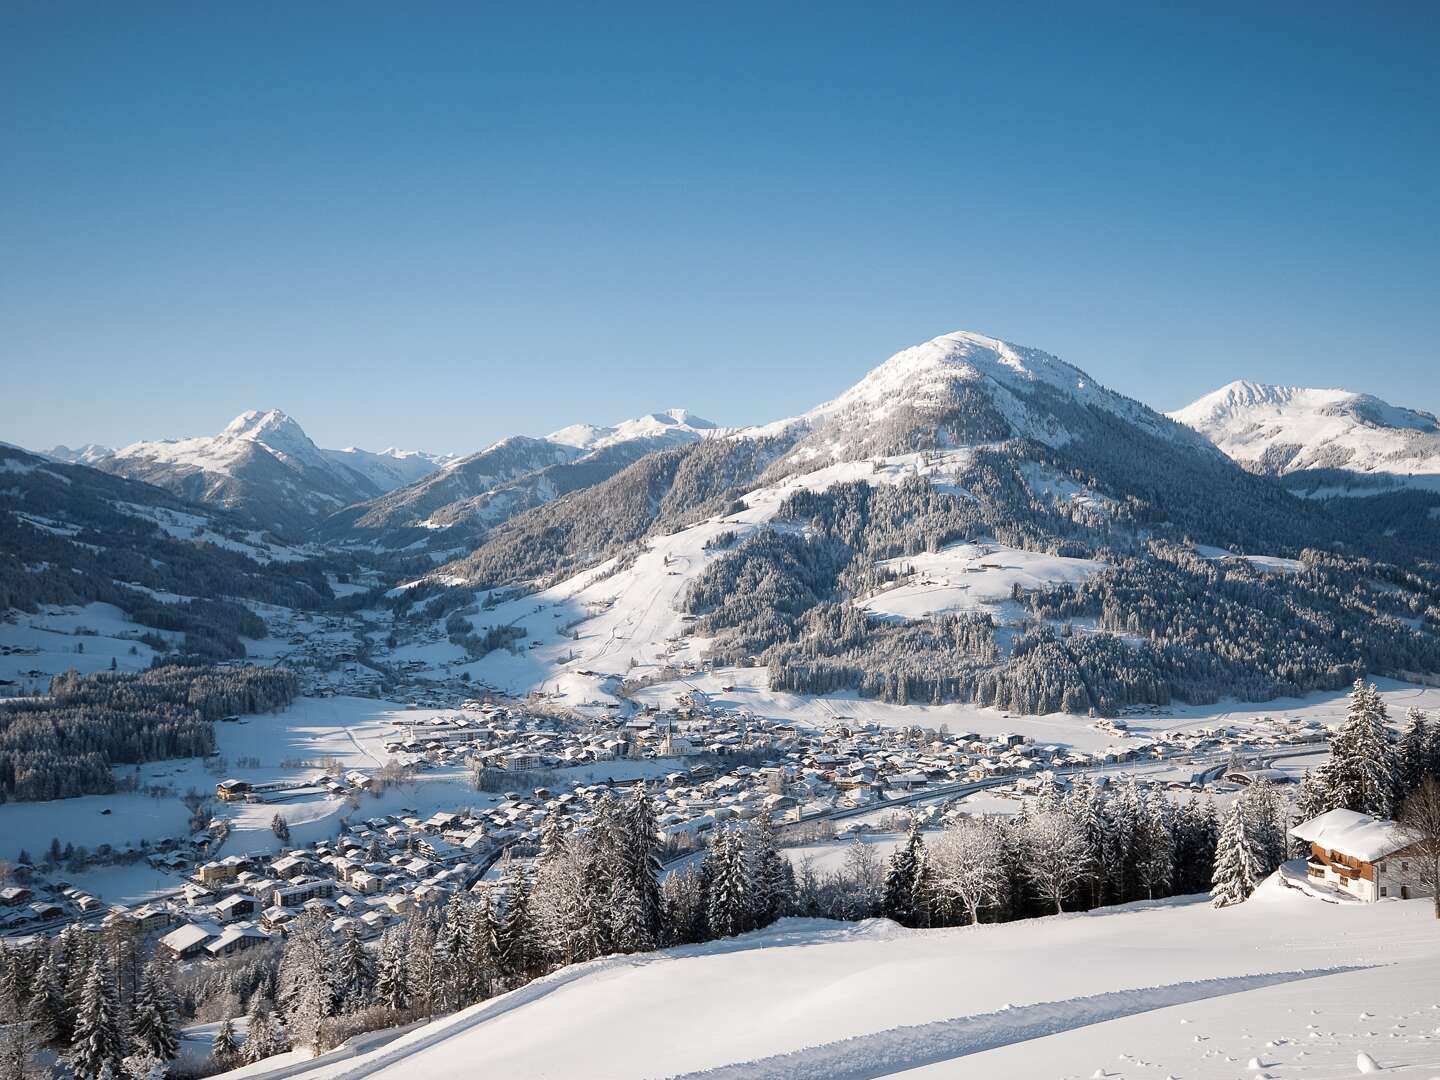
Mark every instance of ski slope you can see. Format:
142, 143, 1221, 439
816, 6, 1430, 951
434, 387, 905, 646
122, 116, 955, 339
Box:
223, 875, 1440, 1080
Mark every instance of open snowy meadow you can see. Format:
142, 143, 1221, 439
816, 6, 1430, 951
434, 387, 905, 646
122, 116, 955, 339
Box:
210, 875, 1440, 1080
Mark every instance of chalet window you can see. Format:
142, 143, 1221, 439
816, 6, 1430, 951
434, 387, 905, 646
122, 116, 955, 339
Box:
1402, 862, 1409, 871
1380, 887, 1388, 897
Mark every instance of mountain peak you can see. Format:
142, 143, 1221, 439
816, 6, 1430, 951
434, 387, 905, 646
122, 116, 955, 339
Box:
223, 408, 309, 444
546, 409, 715, 451
1172, 381, 1440, 483
746, 328, 1186, 459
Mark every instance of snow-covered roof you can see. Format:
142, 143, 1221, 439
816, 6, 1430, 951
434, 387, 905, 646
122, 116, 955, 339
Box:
160, 921, 220, 952
1290, 808, 1408, 862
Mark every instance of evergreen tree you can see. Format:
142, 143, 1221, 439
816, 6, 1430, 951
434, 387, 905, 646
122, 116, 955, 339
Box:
241, 996, 284, 1065
1172, 797, 1219, 894
334, 925, 374, 1014
26, 946, 67, 1044
705, 825, 752, 938
498, 866, 540, 987
374, 927, 410, 1012
129, 964, 179, 1062
1241, 778, 1288, 877
622, 784, 665, 940
406, 914, 441, 1019
881, 819, 926, 927
1211, 800, 1265, 908
1399, 708, 1434, 797
67, 954, 128, 1080
1326, 680, 1400, 819
277, 911, 334, 1054
465, 888, 499, 1002
211, 1018, 238, 1062
1134, 785, 1175, 900
747, 818, 794, 928
436, 896, 471, 1010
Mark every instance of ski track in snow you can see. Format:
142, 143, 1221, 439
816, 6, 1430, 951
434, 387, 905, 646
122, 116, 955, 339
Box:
665, 967, 1366, 1080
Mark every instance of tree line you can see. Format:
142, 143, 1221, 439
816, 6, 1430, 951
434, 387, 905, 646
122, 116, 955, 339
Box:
0, 665, 297, 802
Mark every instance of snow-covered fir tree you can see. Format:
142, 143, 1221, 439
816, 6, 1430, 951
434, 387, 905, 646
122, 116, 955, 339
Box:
211, 1018, 238, 1063
1399, 708, 1437, 798
405, 913, 441, 1019
128, 962, 178, 1063
67, 953, 128, 1080
374, 926, 410, 1012
881, 818, 930, 927
278, 911, 335, 1053
241, 995, 287, 1065
1211, 799, 1265, 908
705, 824, 751, 938
334, 924, 375, 1014
1324, 680, 1400, 819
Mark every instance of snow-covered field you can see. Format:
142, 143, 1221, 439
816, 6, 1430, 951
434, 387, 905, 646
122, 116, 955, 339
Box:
0, 696, 477, 882
862, 542, 1103, 622
0, 602, 171, 691
222, 876, 1440, 1080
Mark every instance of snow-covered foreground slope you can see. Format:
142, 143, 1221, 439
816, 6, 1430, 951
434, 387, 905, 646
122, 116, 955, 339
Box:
1171, 381, 1440, 491
229, 879, 1440, 1080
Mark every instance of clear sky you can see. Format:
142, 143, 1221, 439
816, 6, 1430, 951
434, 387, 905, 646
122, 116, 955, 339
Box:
3, 3, 1437, 454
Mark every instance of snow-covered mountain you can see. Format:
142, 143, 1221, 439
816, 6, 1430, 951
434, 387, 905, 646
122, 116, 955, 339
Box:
44, 442, 114, 465
323, 408, 716, 547
750, 330, 1212, 471
431, 328, 1440, 719
1170, 381, 1440, 491
547, 407, 715, 451
88, 409, 455, 534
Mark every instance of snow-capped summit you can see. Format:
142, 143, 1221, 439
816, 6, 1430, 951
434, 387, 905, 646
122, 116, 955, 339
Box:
92, 410, 455, 534
548, 408, 716, 451
43, 442, 114, 465
221, 408, 316, 452
754, 329, 1204, 465
1171, 381, 1440, 488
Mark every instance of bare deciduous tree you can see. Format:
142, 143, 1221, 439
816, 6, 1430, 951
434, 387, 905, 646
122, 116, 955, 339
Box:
1398, 776, 1440, 920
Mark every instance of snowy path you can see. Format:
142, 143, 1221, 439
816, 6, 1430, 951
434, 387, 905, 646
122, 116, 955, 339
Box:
668, 968, 1363, 1080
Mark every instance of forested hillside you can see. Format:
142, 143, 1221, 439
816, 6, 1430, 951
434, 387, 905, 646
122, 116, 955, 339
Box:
428, 332, 1440, 717
1, 444, 336, 659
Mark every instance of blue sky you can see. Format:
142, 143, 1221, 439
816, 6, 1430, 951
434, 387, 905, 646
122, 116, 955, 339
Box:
3, 3, 1437, 453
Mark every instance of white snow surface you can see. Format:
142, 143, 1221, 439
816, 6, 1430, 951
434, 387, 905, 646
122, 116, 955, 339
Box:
862, 541, 1104, 622
221, 875, 1440, 1080
1171, 381, 1440, 491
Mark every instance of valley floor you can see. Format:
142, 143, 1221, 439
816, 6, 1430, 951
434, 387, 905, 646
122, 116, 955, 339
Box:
220, 873, 1440, 1080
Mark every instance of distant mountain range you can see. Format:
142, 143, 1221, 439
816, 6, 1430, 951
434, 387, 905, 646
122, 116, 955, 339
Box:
8, 328, 1440, 714
35, 407, 714, 541
319, 408, 716, 548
